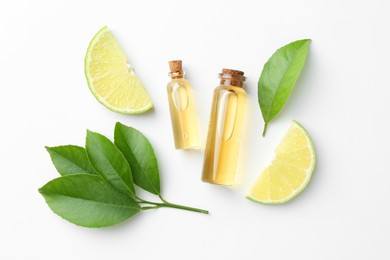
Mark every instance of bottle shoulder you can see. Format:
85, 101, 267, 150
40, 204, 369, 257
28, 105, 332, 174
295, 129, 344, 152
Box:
214, 85, 247, 96
167, 78, 192, 90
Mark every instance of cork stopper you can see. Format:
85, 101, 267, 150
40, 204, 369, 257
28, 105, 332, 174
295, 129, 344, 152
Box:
168, 60, 184, 79
219, 68, 246, 87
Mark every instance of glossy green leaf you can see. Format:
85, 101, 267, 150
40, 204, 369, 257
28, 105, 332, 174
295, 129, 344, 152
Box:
86, 130, 135, 196
46, 145, 97, 175
39, 174, 140, 228
258, 39, 311, 136
114, 122, 160, 195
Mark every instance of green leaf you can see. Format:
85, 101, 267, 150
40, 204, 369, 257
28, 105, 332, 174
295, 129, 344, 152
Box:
114, 122, 160, 195
258, 39, 311, 136
45, 145, 97, 175
39, 174, 140, 228
86, 130, 135, 196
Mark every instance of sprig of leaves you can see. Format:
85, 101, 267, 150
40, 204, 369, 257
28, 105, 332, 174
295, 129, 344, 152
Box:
258, 39, 311, 136
39, 122, 208, 228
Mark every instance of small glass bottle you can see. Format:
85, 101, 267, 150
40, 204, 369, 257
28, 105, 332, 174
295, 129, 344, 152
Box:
202, 68, 247, 185
167, 60, 200, 149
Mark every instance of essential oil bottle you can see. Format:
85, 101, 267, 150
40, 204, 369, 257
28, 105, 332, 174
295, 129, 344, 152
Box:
202, 69, 247, 185
167, 60, 200, 149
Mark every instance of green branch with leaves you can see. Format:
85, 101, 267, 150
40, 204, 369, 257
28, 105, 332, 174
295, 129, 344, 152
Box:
40, 122, 208, 228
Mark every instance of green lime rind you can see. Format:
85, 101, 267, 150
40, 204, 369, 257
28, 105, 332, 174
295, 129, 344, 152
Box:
246, 120, 316, 205
84, 26, 153, 114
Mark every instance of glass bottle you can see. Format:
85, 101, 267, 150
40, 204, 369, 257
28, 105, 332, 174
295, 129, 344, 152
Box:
202, 68, 247, 185
167, 60, 200, 149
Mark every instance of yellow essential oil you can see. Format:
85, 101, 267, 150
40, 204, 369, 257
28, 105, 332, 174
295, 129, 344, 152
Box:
167, 60, 200, 149
202, 69, 247, 185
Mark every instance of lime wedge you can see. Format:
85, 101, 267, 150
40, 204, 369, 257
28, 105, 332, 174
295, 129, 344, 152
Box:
247, 120, 316, 204
84, 26, 153, 114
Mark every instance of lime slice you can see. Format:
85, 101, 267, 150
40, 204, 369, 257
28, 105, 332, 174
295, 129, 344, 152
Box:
247, 120, 316, 204
84, 26, 153, 114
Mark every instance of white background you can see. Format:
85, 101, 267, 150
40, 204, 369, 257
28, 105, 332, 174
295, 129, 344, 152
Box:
1, 0, 389, 259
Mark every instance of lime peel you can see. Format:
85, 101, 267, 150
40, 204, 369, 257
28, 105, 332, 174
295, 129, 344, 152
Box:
84, 26, 153, 114
247, 120, 316, 204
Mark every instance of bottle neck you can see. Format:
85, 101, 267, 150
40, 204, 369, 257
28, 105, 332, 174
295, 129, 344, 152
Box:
219, 69, 245, 87
168, 60, 184, 79
169, 71, 184, 79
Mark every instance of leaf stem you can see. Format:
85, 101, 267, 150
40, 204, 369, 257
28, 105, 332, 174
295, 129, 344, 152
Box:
138, 198, 209, 214
159, 201, 209, 214
136, 198, 157, 205
141, 205, 161, 210
262, 122, 268, 137
158, 195, 168, 203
